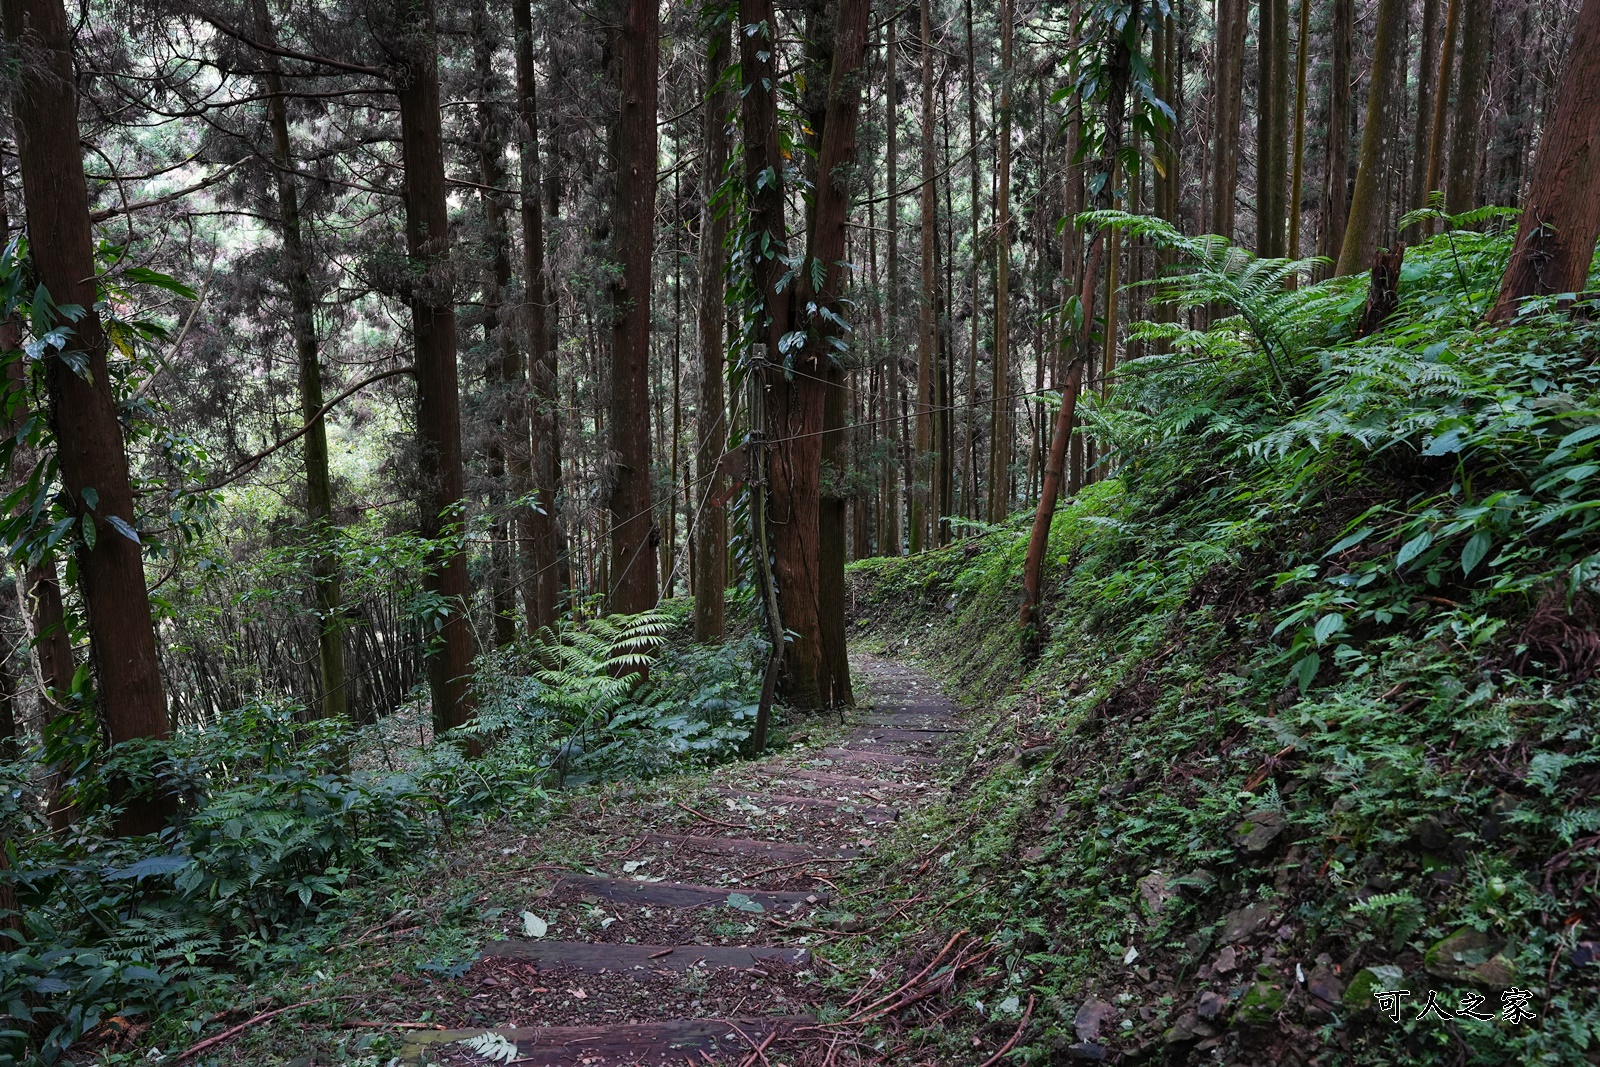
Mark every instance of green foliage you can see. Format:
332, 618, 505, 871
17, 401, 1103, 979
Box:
1077, 209, 1335, 391
469, 611, 767, 783
847, 229, 1600, 1064
2, 599, 765, 1064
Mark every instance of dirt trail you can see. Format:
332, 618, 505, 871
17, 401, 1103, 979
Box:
399, 654, 961, 1066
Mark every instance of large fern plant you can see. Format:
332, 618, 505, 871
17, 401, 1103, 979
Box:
1077, 209, 1332, 392
466, 610, 672, 783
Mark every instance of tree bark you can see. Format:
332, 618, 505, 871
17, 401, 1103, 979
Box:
1445, 0, 1491, 214
963, 0, 981, 523
604, 0, 660, 615
1211, 0, 1247, 239
252, 0, 348, 714
811, 0, 868, 706
1256, 0, 1288, 256
987, 0, 1013, 524
2, 0, 170, 835
1489, 0, 1600, 322
1423, 0, 1460, 210
744, 0, 867, 708
392, 0, 476, 738
884, 13, 903, 556
739, 0, 802, 696
1321, 0, 1353, 260
1335, 0, 1405, 275
1409, 0, 1440, 212
1287, 0, 1310, 256
513, 0, 561, 633
911, 0, 937, 552
19, 560, 73, 830
470, 0, 520, 649
1019, 356, 1084, 633
694, 19, 731, 643
0, 193, 74, 830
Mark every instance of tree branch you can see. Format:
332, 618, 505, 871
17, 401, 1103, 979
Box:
201, 366, 414, 493
200, 16, 389, 79
89, 159, 246, 222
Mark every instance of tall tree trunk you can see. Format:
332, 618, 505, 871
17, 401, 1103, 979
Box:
1256, 0, 1287, 256
1287, 0, 1309, 256
392, 0, 476, 737
1321, 0, 1354, 260
1020, 4, 1132, 633
1335, 0, 1406, 275
254, 0, 348, 715
911, 0, 937, 552
754, 0, 868, 707
2, 0, 170, 835
1410, 0, 1441, 212
1212, 0, 1246, 239
963, 0, 981, 523
1019, 358, 1084, 632
987, 0, 1013, 524
739, 0, 803, 696
936, 106, 954, 544
884, 13, 903, 556
472, 0, 520, 649
694, 19, 731, 643
1445, 0, 1490, 214
1488, 0, 1532, 206
605, 0, 660, 614
1423, 0, 1460, 209
1489, 0, 1600, 322
513, 0, 561, 632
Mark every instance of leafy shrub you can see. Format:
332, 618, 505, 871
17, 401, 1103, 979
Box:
468, 611, 766, 783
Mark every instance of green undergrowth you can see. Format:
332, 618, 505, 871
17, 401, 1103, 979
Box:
1, 598, 777, 1066
842, 227, 1600, 1064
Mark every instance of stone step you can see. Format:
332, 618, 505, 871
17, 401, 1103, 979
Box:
710, 788, 898, 823
843, 726, 955, 751
555, 873, 824, 912
480, 939, 807, 973
860, 712, 961, 730
748, 766, 911, 793
401, 1016, 815, 1066
816, 747, 941, 769
642, 831, 860, 861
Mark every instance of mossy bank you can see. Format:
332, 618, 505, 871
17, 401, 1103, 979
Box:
838, 227, 1600, 1065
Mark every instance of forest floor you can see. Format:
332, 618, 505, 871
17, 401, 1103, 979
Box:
170, 654, 977, 1067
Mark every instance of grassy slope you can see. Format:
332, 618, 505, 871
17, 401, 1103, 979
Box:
839, 233, 1600, 1064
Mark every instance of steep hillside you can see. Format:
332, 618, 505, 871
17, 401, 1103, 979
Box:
842, 228, 1600, 1065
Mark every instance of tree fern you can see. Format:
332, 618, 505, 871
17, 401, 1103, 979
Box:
1077, 209, 1330, 392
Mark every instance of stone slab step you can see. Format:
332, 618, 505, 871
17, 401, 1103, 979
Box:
844, 727, 954, 750
860, 712, 961, 730
643, 832, 859, 861
749, 766, 910, 793
711, 788, 897, 823
401, 1016, 815, 1066
480, 939, 807, 973
555, 874, 823, 911
816, 747, 940, 769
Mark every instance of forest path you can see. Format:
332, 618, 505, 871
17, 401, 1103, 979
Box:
397, 653, 961, 1066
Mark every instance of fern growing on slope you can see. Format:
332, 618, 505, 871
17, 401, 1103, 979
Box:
1076, 209, 1333, 391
